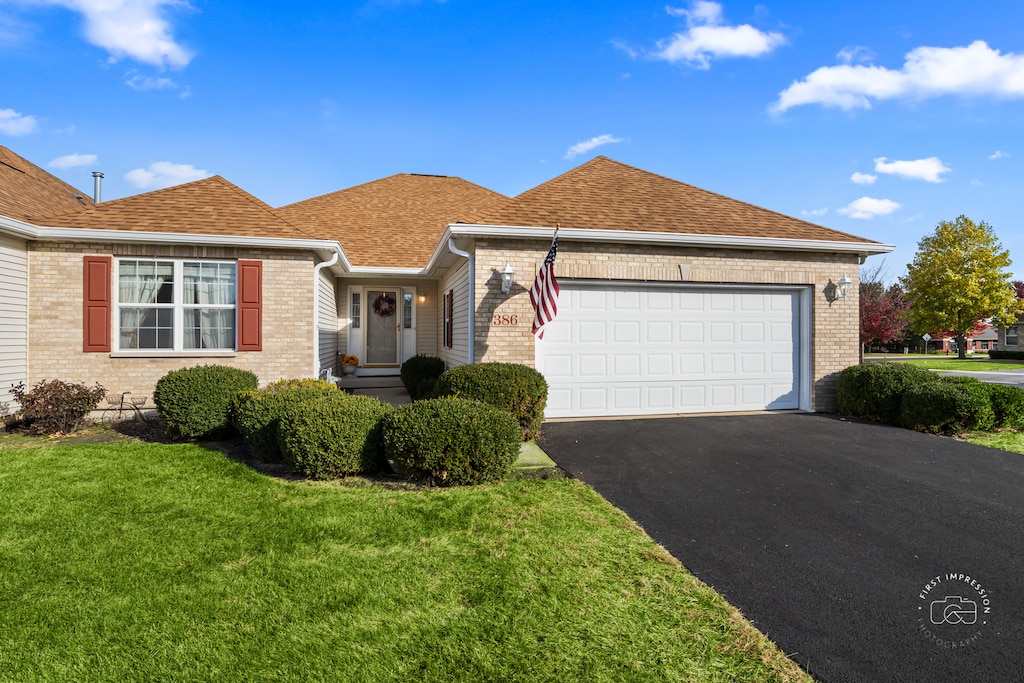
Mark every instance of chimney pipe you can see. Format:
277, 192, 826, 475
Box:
92, 171, 103, 204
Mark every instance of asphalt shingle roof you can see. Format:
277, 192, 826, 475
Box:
37, 176, 317, 240
472, 156, 878, 244
278, 173, 508, 268
0, 146, 92, 221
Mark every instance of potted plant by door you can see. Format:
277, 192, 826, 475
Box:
341, 355, 360, 376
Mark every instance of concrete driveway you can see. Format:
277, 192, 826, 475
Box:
538, 413, 1024, 683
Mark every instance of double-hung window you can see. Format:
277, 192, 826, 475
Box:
117, 259, 237, 351
1007, 326, 1019, 347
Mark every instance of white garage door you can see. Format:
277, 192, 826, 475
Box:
536, 284, 804, 418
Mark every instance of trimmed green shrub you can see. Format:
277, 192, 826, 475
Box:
10, 380, 105, 435
984, 383, 1024, 429
835, 362, 937, 424
382, 397, 520, 486
899, 377, 995, 434
154, 365, 258, 439
989, 350, 1024, 360
436, 362, 548, 440
400, 355, 445, 400
232, 379, 338, 461
278, 392, 391, 479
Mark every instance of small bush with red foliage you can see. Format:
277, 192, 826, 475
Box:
10, 380, 106, 435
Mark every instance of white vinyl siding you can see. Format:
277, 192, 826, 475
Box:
537, 283, 806, 418
0, 234, 28, 409
439, 261, 470, 368
317, 269, 338, 372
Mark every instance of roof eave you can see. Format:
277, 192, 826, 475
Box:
445, 223, 894, 257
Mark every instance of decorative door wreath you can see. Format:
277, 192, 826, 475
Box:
373, 293, 397, 317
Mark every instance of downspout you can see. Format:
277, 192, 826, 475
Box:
447, 237, 475, 365
312, 252, 341, 376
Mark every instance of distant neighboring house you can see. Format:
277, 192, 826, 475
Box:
0, 146, 891, 417
994, 316, 1024, 352
931, 325, 999, 354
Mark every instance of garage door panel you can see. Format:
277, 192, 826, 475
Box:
578, 354, 607, 377
710, 322, 734, 342
537, 285, 802, 417
613, 321, 640, 343
578, 321, 607, 343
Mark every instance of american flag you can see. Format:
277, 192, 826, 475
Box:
530, 230, 560, 339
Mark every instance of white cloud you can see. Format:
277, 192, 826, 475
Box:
837, 45, 874, 65
970, 179, 984, 186
773, 40, 1024, 112
565, 134, 624, 160
653, 1, 786, 69
989, 150, 1009, 160
124, 161, 209, 190
874, 156, 950, 183
126, 72, 178, 91
16, 0, 193, 69
49, 153, 97, 169
837, 197, 902, 219
850, 172, 877, 185
801, 207, 828, 217
0, 108, 38, 136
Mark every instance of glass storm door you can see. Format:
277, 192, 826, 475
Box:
365, 289, 400, 365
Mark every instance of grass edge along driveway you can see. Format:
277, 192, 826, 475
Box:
0, 442, 810, 683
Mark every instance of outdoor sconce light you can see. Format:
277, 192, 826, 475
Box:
417, 292, 427, 304
500, 261, 515, 294
837, 273, 852, 301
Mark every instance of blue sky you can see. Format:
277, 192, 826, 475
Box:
2, 0, 1022, 280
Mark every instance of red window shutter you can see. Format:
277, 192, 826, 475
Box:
83, 256, 112, 352
237, 260, 262, 351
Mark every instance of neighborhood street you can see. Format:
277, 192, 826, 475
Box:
539, 412, 1024, 683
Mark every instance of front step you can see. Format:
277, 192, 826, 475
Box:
335, 375, 404, 389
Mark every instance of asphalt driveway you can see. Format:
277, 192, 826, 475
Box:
538, 413, 1024, 683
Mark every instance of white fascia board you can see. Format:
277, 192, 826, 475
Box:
344, 266, 426, 277
445, 223, 894, 256
0, 215, 44, 239
1, 221, 361, 270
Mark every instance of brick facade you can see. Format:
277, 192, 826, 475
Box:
471, 238, 861, 412
28, 242, 316, 398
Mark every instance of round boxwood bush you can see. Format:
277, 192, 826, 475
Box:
232, 379, 338, 461
836, 362, 937, 424
400, 354, 445, 400
277, 392, 392, 479
382, 397, 520, 486
435, 362, 548, 441
899, 376, 995, 434
984, 383, 1024, 429
154, 365, 259, 439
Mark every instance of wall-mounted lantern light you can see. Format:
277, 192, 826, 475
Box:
500, 261, 515, 294
837, 273, 852, 301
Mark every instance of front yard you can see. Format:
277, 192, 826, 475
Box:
0, 435, 809, 682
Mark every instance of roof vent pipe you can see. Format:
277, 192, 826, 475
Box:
92, 171, 104, 204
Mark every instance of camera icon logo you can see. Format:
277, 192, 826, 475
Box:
930, 596, 977, 625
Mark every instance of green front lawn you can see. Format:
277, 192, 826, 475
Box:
0, 440, 809, 682
965, 430, 1024, 454
904, 358, 1024, 371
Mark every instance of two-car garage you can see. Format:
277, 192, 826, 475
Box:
536, 282, 811, 418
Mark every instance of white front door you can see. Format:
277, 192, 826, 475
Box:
536, 283, 807, 418
364, 289, 401, 367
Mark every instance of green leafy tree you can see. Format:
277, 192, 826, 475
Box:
902, 215, 1023, 359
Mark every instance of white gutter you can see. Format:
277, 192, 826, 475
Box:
423, 223, 893, 275
447, 237, 475, 365
312, 252, 340, 376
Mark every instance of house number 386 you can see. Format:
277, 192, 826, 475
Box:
492, 314, 519, 326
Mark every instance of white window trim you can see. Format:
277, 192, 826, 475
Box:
114, 258, 239, 355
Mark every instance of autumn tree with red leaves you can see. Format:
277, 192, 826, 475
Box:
859, 262, 909, 353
